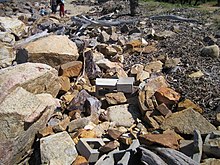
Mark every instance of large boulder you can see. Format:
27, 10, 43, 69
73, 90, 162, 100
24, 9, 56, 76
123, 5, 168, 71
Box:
16, 35, 79, 67
0, 62, 60, 101
40, 131, 78, 165
0, 87, 55, 165
161, 108, 216, 135
0, 16, 26, 38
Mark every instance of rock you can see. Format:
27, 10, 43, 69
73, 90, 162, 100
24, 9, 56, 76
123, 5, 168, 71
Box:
164, 58, 181, 69
155, 30, 176, 39
93, 122, 110, 137
105, 92, 127, 105
16, 35, 79, 67
59, 61, 82, 78
68, 117, 91, 132
201, 158, 220, 165
53, 116, 70, 132
178, 99, 203, 114
96, 58, 122, 70
97, 45, 118, 57
161, 108, 216, 135
136, 70, 150, 82
98, 31, 110, 42
203, 131, 220, 158
0, 62, 60, 101
203, 35, 217, 45
0, 43, 15, 68
130, 64, 144, 75
84, 50, 101, 79
111, 45, 123, 54
156, 103, 172, 117
144, 61, 163, 73
40, 131, 78, 165
139, 130, 181, 149
179, 140, 194, 158
0, 87, 54, 165
216, 113, 220, 123
0, 16, 26, 38
78, 129, 97, 138
111, 54, 124, 63
0, 32, 15, 45
143, 111, 160, 129
154, 87, 180, 107
99, 141, 120, 153
107, 129, 123, 140
38, 126, 54, 138
126, 40, 142, 52
193, 130, 203, 163
59, 76, 71, 92
106, 67, 128, 78
107, 104, 135, 127
201, 44, 219, 58
72, 156, 88, 165
69, 110, 81, 120
134, 45, 157, 54
189, 70, 204, 78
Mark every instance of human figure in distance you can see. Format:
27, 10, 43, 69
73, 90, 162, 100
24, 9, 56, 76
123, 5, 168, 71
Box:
50, 0, 57, 14
57, 0, 65, 17
129, 0, 138, 16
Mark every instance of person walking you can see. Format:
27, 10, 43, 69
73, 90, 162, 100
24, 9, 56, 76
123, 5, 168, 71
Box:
50, 0, 57, 14
129, 0, 138, 16
57, 0, 65, 17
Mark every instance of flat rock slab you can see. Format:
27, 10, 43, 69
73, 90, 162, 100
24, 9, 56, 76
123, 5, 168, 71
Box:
0, 87, 54, 165
161, 108, 216, 135
16, 35, 79, 67
0, 62, 60, 101
40, 131, 78, 165
107, 104, 135, 127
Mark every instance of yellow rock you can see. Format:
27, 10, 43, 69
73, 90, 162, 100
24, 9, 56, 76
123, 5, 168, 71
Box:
178, 99, 203, 113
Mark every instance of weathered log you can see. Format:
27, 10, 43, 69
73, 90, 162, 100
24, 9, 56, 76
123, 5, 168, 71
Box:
139, 147, 167, 165
14, 30, 49, 49
153, 147, 199, 165
150, 15, 199, 23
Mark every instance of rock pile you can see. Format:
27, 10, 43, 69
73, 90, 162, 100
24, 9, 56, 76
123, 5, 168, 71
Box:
0, 0, 219, 165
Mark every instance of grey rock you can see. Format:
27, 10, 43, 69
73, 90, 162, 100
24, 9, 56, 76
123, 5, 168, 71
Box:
40, 131, 78, 165
201, 158, 220, 165
0, 87, 54, 165
201, 44, 219, 58
68, 117, 90, 132
0, 62, 60, 101
107, 104, 136, 127
161, 108, 216, 135
0, 43, 15, 68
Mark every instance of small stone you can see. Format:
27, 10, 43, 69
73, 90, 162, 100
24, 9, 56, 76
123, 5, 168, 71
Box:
161, 108, 216, 135
53, 116, 70, 133
178, 99, 203, 114
136, 70, 150, 82
110, 32, 118, 42
201, 44, 219, 58
96, 58, 122, 70
156, 103, 172, 117
38, 126, 54, 138
130, 64, 144, 75
203, 35, 217, 45
68, 117, 90, 132
164, 58, 181, 69
216, 113, 220, 123
155, 30, 176, 39
189, 70, 204, 78
59, 76, 70, 92
126, 40, 142, 52
105, 92, 127, 105
118, 136, 132, 145
107, 104, 135, 127
143, 111, 160, 129
111, 54, 124, 63
139, 130, 181, 149
155, 87, 180, 107
201, 158, 220, 165
78, 129, 97, 138
69, 110, 81, 120
107, 129, 123, 140
99, 140, 120, 153
72, 156, 88, 165
134, 45, 157, 54
59, 61, 82, 78
97, 31, 110, 43
153, 115, 165, 125
144, 61, 163, 73
112, 44, 123, 54
93, 122, 110, 137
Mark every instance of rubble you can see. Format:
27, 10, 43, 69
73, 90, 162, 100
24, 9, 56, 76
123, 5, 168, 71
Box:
0, 0, 220, 164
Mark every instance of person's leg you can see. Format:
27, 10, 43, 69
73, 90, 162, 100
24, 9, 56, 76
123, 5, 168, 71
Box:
61, 4, 64, 17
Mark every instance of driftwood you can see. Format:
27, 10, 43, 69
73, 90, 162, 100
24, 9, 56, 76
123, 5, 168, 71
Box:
150, 15, 199, 23
71, 15, 138, 36
14, 30, 49, 49
139, 147, 167, 165
153, 147, 199, 165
